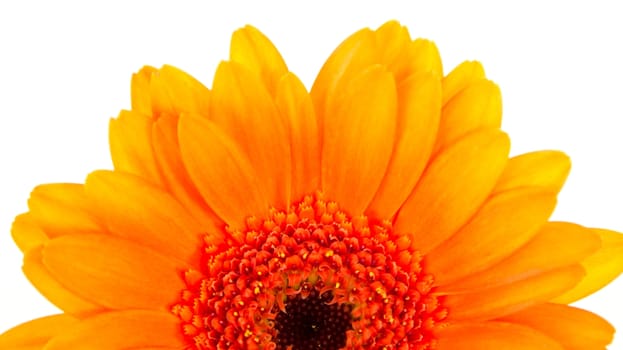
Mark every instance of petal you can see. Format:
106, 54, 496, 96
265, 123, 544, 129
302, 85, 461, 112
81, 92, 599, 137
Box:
178, 114, 269, 228
434, 79, 502, 154
443, 265, 585, 321
230, 25, 288, 97
0, 315, 78, 350
435, 322, 563, 350
27, 183, 102, 238
494, 150, 571, 194
85, 170, 202, 263
366, 72, 441, 219
394, 128, 510, 253
440, 222, 601, 293
321, 65, 397, 215
109, 110, 162, 185
409, 38, 443, 77
44, 310, 186, 350
311, 28, 375, 127
131, 65, 157, 115
23, 246, 103, 315
210, 61, 292, 209
42, 234, 186, 310
498, 303, 614, 350
427, 187, 557, 286
11, 213, 48, 253
274, 72, 321, 201
148, 65, 210, 116
441, 60, 486, 105
151, 114, 224, 241
553, 228, 623, 303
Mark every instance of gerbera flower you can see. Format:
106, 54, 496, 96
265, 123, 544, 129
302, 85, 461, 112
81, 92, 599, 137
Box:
1, 20, 622, 349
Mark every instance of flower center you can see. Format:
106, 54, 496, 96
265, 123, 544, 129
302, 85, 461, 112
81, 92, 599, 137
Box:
274, 290, 351, 350
172, 194, 447, 349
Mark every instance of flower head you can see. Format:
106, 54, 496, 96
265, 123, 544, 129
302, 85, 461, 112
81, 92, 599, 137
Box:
1, 21, 623, 350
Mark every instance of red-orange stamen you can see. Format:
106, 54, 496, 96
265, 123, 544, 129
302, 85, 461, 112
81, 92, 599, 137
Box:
172, 194, 447, 349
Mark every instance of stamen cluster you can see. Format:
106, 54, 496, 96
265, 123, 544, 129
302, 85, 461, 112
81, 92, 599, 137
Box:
172, 194, 447, 349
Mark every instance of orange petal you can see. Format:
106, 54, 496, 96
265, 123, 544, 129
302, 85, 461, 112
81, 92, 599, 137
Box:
435, 322, 563, 350
394, 128, 510, 253
440, 222, 601, 293
148, 65, 210, 117
443, 265, 584, 321
0, 314, 78, 350
274, 72, 321, 201
151, 114, 224, 242
130, 65, 157, 116
23, 246, 103, 315
11, 213, 48, 253
44, 310, 186, 350
434, 79, 502, 153
27, 183, 102, 238
84, 170, 202, 263
321, 65, 397, 215
494, 150, 571, 194
230, 25, 288, 97
553, 228, 623, 303
442, 60, 486, 105
311, 28, 376, 134
42, 234, 186, 310
427, 187, 557, 286
498, 303, 614, 350
109, 110, 162, 185
367, 72, 441, 219
210, 61, 292, 209
178, 114, 269, 228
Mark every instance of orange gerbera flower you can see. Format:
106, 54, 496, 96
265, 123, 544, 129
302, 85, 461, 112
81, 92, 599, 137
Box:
1, 21, 622, 350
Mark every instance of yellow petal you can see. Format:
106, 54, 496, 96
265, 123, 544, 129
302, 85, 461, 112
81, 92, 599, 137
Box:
0, 314, 78, 350
23, 246, 103, 315
178, 114, 269, 228
230, 25, 288, 97
434, 79, 502, 154
44, 310, 186, 350
367, 72, 441, 219
444, 265, 584, 321
553, 228, 623, 303
394, 128, 510, 253
274, 72, 321, 202
441, 60, 486, 105
27, 183, 101, 238
321, 65, 397, 215
494, 150, 571, 194
42, 234, 186, 310
498, 303, 614, 350
210, 61, 292, 209
11, 213, 48, 253
85, 170, 202, 263
130, 65, 157, 116
441, 222, 601, 293
427, 187, 557, 286
109, 110, 162, 185
435, 322, 563, 350
409, 38, 443, 77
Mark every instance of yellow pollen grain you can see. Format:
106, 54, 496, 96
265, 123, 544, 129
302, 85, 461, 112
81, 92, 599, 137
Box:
244, 329, 253, 338
238, 300, 245, 306
325, 250, 334, 257
254, 287, 261, 295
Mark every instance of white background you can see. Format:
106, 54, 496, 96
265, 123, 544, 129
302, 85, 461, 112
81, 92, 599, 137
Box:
0, 1, 622, 348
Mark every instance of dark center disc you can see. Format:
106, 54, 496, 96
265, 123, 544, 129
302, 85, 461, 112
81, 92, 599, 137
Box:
274, 291, 353, 350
